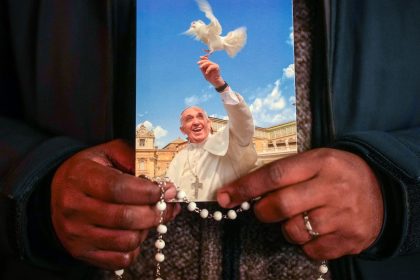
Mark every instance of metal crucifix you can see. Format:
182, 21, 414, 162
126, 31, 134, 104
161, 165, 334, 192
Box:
191, 175, 203, 199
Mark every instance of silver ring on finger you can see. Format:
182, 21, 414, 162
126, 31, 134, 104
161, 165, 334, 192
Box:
303, 211, 319, 238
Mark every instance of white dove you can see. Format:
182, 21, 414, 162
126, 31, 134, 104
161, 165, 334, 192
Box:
185, 0, 247, 57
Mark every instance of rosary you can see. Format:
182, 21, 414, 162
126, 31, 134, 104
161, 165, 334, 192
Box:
114, 178, 328, 280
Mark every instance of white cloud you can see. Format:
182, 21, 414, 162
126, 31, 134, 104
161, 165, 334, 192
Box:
137, 121, 168, 140
137, 111, 148, 118
289, 95, 296, 105
141, 120, 153, 130
249, 98, 263, 113
184, 92, 213, 106
249, 79, 296, 127
267, 80, 286, 110
252, 80, 286, 111
153, 126, 168, 139
283, 63, 295, 79
287, 26, 294, 46
184, 95, 199, 106
270, 107, 296, 124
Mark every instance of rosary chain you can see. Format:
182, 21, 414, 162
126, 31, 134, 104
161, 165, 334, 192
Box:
114, 176, 328, 280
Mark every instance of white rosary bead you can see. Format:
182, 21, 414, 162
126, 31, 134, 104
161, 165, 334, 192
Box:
156, 201, 167, 211
227, 210, 237, 220
155, 252, 165, 262
213, 211, 223, 221
155, 239, 165, 249
176, 190, 186, 200
241, 201, 250, 210
115, 269, 124, 276
200, 209, 209, 218
150, 182, 323, 280
187, 202, 197, 211
157, 224, 167, 234
319, 264, 328, 274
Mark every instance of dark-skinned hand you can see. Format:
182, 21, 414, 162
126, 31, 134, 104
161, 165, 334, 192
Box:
217, 148, 383, 260
51, 139, 180, 270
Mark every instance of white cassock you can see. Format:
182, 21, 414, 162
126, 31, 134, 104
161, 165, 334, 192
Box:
166, 88, 257, 201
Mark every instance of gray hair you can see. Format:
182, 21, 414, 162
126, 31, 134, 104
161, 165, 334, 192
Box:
179, 106, 209, 126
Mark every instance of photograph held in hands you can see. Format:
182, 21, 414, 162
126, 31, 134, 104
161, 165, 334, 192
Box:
135, 0, 297, 202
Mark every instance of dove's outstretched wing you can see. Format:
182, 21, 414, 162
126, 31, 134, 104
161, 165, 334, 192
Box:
222, 27, 247, 57
196, 0, 222, 35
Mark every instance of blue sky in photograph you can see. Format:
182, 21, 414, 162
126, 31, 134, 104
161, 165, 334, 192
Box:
136, 0, 295, 148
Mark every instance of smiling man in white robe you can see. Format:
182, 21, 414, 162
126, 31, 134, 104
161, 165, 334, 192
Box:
166, 56, 257, 201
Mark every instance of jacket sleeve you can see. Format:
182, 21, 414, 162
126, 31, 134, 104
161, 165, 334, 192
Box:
332, 127, 420, 259
224, 92, 255, 147
0, 0, 113, 274
0, 117, 88, 270
321, 0, 420, 261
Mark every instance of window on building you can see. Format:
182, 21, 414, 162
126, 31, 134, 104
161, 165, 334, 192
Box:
139, 138, 145, 147
139, 159, 145, 170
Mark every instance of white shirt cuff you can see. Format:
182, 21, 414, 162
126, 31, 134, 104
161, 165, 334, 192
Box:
220, 86, 240, 105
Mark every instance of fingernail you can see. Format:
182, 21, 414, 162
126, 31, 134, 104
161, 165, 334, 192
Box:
218, 192, 231, 208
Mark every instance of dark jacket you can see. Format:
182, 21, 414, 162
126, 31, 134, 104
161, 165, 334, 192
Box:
0, 0, 419, 279
0, 0, 135, 279
319, 0, 420, 278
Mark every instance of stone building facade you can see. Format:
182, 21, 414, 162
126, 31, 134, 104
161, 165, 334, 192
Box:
135, 118, 297, 178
